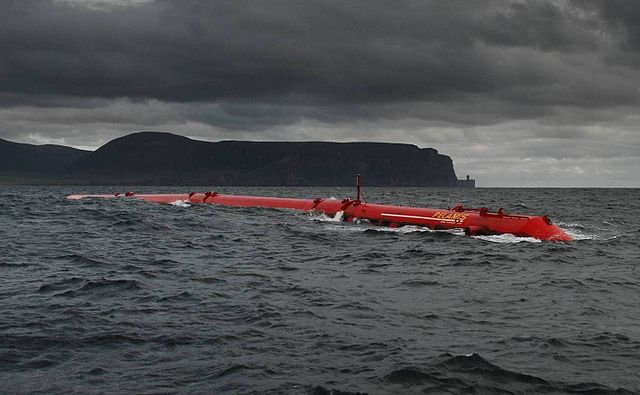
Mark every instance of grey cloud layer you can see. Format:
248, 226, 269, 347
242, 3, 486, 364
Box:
2, 1, 637, 108
1, 0, 640, 186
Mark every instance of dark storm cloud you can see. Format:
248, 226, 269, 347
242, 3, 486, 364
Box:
2, 0, 640, 186
578, 0, 640, 50
1, 0, 634, 111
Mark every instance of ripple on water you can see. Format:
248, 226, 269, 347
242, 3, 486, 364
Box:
1, 187, 639, 393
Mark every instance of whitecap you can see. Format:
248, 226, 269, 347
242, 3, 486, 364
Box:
169, 200, 191, 207
308, 211, 344, 222
564, 229, 600, 241
473, 234, 542, 243
556, 222, 602, 241
368, 225, 434, 234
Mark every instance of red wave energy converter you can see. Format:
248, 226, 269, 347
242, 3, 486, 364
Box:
67, 175, 572, 241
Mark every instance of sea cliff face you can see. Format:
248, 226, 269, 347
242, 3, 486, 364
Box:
0, 132, 463, 186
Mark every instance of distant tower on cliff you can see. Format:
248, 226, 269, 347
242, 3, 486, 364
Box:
456, 174, 475, 188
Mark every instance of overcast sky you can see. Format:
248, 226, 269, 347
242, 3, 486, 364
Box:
1, 0, 639, 186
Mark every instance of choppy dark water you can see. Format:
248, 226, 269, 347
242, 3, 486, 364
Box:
1, 186, 639, 394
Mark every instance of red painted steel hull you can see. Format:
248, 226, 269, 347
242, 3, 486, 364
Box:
67, 192, 572, 241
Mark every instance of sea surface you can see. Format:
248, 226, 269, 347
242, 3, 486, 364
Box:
1, 186, 639, 394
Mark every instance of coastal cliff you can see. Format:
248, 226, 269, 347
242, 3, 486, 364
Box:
0, 132, 470, 186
